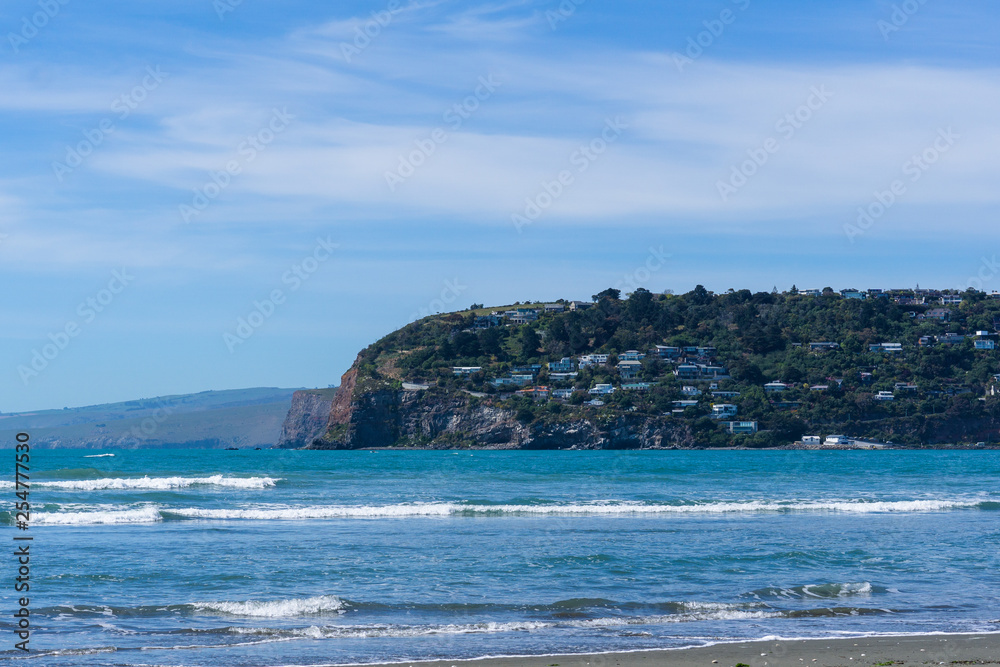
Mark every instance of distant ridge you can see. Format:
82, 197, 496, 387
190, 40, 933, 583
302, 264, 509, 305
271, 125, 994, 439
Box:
0, 387, 316, 449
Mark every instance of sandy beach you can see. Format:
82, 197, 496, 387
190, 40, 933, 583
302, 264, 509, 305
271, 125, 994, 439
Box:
363, 633, 999, 667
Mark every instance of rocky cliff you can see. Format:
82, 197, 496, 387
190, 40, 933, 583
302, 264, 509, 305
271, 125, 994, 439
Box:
278, 368, 697, 450
276, 388, 339, 449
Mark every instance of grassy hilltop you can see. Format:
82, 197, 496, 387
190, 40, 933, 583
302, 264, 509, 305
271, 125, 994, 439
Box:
344, 287, 1000, 447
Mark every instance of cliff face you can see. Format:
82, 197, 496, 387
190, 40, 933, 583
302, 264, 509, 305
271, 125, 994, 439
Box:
298, 382, 697, 450
276, 390, 338, 449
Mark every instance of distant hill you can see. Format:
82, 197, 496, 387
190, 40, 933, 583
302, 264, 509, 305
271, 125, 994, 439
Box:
0, 388, 310, 449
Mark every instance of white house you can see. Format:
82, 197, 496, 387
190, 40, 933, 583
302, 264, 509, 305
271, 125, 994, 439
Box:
452, 367, 482, 375
578, 354, 610, 367
621, 382, 652, 391
764, 381, 788, 392
711, 404, 738, 419
588, 383, 615, 395
824, 435, 852, 445
619, 350, 646, 361
551, 388, 575, 399
681, 386, 702, 397
802, 435, 821, 445
874, 391, 895, 401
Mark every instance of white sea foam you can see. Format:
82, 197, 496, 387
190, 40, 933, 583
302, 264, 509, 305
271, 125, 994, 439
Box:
171, 503, 458, 520
32, 506, 163, 525
221, 608, 781, 641
83, 453, 115, 458
23, 498, 986, 527
171, 498, 984, 519
193, 595, 347, 618
803, 582, 873, 598
35, 475, 280, 491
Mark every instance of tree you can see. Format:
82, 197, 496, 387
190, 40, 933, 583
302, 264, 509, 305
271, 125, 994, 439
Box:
593, 288, 621, 301
517, 327, 541, 361
686, 284, 712, 305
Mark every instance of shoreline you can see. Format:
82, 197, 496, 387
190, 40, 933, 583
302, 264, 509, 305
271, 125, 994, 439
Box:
348, 632, 1000, 667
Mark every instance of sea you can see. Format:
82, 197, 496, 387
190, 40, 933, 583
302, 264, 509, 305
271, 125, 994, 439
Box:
2, 449, 999, 666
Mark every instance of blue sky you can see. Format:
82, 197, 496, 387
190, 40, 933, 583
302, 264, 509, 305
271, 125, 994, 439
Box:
1, 0, 998, 412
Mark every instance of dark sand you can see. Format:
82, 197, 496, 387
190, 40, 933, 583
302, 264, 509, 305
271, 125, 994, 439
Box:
361, 633, 999, 667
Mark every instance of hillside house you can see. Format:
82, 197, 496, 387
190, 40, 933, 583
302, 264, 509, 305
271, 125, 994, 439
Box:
723, 421, 758, 435
920, 308, 951, 321
452, 367, 482, 375
874, 391, 895, 401
712, 390, 741, 398
675, 364, 700, 379
491, 375, 534, 387
578, 354, 609, 367
588, 383, 615, 395
472, 315, 503, 329
681, 386, 702, 397
975, 340, 996, 350
621, 382, 652, 391
547, 358, 576, 373
617, 360, 642, 379
619, 350, 646, 361
869, 343, 903, 353
764, 381, 789, 392
652, 345, 680, 359
516, 386, 550, 400
711, 404, 738, 419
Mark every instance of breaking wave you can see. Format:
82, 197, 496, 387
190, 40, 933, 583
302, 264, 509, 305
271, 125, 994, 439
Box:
3, 475, 281, 491
15, 497, 995, 526
192, 595, 348, 618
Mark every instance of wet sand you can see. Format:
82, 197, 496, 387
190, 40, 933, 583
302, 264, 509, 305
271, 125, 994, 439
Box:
363, 633, 999, 667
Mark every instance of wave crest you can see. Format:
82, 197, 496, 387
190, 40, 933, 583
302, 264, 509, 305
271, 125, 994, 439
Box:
193, 595, 347, 618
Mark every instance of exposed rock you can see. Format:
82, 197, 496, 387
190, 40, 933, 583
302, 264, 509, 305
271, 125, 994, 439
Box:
276, 390, 337, 449
296, 374, 696, 450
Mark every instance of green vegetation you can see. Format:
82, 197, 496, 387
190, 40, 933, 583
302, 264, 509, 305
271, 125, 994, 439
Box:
351, 287, 1000, 447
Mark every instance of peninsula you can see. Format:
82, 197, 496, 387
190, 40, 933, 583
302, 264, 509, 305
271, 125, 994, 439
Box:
278, 286, 1000, 449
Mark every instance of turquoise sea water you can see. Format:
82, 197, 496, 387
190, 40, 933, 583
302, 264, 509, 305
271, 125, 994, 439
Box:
2, 449, 999, 666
